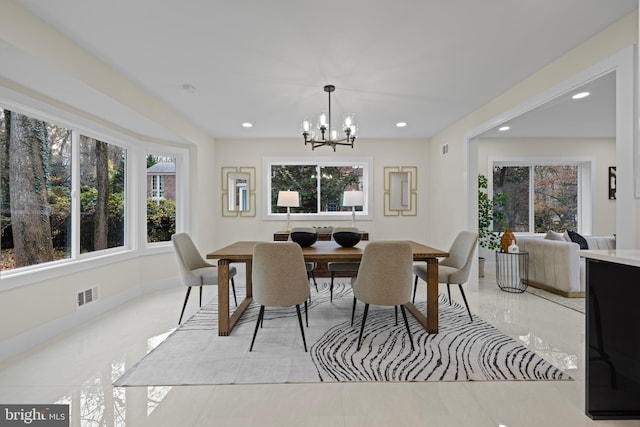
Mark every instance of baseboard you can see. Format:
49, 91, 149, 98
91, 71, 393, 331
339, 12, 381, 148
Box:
523, 279, 585, 298
0, 276, 180, 363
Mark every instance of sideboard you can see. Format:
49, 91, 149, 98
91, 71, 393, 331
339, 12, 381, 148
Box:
273, 230, 369, 277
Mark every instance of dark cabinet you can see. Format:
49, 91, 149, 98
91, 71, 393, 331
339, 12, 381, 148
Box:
585, 258, 640, 420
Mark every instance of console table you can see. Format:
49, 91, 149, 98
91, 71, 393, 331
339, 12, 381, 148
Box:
273, 230, 369, 277
579, 249, 640, 420
273, 230, 369, 241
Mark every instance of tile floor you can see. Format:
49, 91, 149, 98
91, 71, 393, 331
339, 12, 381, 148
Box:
1, 266, 638, 426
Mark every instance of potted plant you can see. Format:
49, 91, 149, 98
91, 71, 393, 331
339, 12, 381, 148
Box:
478, 174, 508, 277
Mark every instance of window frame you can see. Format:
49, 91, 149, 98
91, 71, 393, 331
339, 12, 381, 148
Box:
263, 156, 373, 222
489, 158, 592, 235
0, 96, 189, 289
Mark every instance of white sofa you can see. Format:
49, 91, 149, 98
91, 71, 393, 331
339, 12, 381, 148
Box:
517, 233, 615, 297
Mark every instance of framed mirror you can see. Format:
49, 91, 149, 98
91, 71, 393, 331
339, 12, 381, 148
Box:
222, 166, 256, 217
384, 166, 417, 216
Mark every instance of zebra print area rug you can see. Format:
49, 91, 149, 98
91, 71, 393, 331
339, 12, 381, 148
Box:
115, 281, 571, 386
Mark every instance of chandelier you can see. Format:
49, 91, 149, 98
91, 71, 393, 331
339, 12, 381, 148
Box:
301, 85, 357, 151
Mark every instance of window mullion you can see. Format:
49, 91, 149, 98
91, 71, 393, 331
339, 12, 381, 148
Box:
529, 166, 534, 233
71, 130, 80, 259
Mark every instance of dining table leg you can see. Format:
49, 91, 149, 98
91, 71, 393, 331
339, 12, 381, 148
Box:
217, 259, 230, 336
404, 258, 439, 334
425, 258, 439, 333
217, 259, 254, 336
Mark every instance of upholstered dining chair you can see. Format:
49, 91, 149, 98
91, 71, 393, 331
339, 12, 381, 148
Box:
327, 227, 361, 302
172, 233, 238, 324
250, 242, 311, 352
289, 227, 318, 293
412, 230, 478, 321
351, 241, 415, 351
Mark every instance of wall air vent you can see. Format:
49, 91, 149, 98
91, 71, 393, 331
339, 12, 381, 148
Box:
76, 286, 99, 308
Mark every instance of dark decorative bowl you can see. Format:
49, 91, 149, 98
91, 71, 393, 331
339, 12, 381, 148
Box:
333, 231, 361, 248
290, 231, 318, 247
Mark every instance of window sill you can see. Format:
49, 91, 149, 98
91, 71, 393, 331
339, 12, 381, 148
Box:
0, 245, 173, 292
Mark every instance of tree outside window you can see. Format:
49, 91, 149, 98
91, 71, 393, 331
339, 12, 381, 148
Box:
1, 107, 127, 271
493, 164, 578, 233
270, 164, 363, 214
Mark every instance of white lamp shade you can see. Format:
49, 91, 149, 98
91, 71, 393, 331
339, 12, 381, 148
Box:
342, 190, 364, 207
277, 190, 300, 207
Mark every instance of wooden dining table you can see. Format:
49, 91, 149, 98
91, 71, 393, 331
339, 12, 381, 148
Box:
206, 240, 448, 336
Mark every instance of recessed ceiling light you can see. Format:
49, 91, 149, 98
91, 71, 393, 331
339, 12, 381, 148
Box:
181, 83, 196, 93
498, 126, 510, 131
242, 122, 253, 128
572, 91, 590, 99
396, 122, 407, 128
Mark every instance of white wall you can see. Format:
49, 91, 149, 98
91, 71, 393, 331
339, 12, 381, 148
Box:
478, 138, 617, 236
212, 138, 431, 246
428, 11, 638, 254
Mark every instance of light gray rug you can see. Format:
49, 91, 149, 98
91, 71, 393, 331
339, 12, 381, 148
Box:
114, 281, 571, 386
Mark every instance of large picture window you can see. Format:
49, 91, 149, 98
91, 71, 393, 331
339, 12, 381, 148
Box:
79, 135, 126, 254
264, 157, 372, 221
492, 162, 588, 233
1, 109, 73, 269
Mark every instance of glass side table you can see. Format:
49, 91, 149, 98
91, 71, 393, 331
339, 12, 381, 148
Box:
495, 251, 529, 293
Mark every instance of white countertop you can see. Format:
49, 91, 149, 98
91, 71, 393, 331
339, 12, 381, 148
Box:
578, 249, 640, 268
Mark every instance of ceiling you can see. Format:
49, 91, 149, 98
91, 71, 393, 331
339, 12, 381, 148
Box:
1, 0, 636, 142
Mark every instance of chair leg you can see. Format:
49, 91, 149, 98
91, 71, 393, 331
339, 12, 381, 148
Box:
296, 304, 308, 352
249, 305, 265, 352
199, 286, 203, 307
304, 300, 308, 327
395, 306, 398, 326
447, 284, 452, 305
178, 287, 192, 324
231, 278, 238, 307
311, 271, 318, 292
330, 271, 336, 301
458, 284, 473, 321
412, 275, 419, 304
400, 305, 415, 351
351, 297, 358, 326
357, 303, 370, 351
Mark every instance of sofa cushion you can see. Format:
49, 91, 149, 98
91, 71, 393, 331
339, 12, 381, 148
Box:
544, 230, 566, 241
567, 230, 589, 249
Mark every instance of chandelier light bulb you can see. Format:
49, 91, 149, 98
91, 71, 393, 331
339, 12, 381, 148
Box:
301, 119, 311, 133
317, 112, 328, 130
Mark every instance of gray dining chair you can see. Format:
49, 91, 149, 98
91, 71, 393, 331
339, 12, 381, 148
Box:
412, 230, 478, 321
352, 241, 415, 351
328, 227, 361, 301
250, 242, 311, 352
172, 233, 238, 324
289, 227, 318, 292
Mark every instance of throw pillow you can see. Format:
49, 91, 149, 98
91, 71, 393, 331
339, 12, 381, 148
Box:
567, 230, 589, 250
544, 230, 566, 241
562, 230, 572, 242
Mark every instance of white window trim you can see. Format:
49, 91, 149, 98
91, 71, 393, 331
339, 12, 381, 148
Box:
489, 156, 593, 235
262, 156, 373, 222
0, 94, 189, 290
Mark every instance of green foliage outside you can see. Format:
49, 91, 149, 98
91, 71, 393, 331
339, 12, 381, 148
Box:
147, 197, 175, 242
478, 174, 509, 251
270, 164, 361, 213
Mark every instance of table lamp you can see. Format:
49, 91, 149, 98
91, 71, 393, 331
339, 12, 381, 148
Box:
342, 190, 364, 227
277, 190, 299, 231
